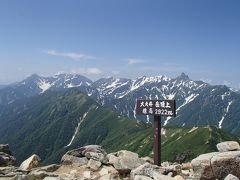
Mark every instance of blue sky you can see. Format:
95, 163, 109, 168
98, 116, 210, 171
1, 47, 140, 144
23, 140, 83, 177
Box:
0, 0, 240, 88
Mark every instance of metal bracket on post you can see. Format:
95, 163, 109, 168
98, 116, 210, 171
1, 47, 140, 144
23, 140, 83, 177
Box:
154, 115, 161, 166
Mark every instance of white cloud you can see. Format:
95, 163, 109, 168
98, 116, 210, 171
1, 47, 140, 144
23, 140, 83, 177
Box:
70, 68, 102, 75
43, 50, 96, 61
200, 78, 212, 84
86, 68, 102, 75
111, 70, 120, 75
223, 80, 231, 87
127, 58, 144, 65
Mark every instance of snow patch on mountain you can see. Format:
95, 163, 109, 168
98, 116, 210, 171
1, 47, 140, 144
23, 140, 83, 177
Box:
38, 80, 52, 93
177, 94, 199, 112
65, 111, 89, 147
219, 101, 233, 128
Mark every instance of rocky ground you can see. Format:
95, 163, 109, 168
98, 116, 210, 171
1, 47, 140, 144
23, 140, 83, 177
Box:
1, 141, 240, 180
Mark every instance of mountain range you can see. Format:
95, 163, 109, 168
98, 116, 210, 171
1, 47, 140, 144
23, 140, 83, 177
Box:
0, 73, 240, 135
0, 88, 237, 165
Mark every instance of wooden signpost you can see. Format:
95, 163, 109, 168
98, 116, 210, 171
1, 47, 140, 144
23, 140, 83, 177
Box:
135, 99, 176, 166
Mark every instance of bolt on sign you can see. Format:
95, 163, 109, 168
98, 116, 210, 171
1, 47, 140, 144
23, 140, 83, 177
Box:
135, 99, 176, 166
136, 100, 176, 117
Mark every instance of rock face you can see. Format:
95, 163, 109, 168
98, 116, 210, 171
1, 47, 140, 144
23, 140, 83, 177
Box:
108, 150, 146, 173
192, 141, 240, 180
224, 174, 240, 180
0, 152, 16, 167
19, 154, 41, 171
217, 141, 240, 152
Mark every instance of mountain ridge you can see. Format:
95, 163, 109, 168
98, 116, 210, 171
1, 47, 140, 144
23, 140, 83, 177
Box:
1, 73, 240, 135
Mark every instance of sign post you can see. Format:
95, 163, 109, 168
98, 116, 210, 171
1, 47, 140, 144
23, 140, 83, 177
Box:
135, 99, 176, 166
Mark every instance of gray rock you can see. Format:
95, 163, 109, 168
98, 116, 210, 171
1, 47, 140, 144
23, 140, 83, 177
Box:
224, 174, 239, 180
211, 151, 240, 179
87, 159, 102, 171
110, 150, 145, 173
134, 175, 153, 180
61, 154, 88, 166
130, 162, 165, 179
0, 144, 12, 155
217, 141, 240, 152
174, 175, 185, 180
0, 152, 16, 167
85, 151, 108, 164
191, 152, 219, 179
19, 154, 41, 171
66, 145, 107, 157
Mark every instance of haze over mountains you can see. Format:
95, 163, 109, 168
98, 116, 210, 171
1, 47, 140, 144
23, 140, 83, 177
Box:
0, 73, 240, 135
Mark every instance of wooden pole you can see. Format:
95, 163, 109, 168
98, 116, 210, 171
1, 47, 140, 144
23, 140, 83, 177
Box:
153, 115, 161, 166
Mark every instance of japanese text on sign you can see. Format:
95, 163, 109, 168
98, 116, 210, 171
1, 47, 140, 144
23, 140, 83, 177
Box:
136, 100, 176, 117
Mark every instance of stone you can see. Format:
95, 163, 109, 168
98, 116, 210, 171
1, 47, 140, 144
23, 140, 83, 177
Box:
224, 174, 240, 180
181, 162, 192, 170
85, 151, 108, 164
66, 145, 107, 157
0, 152, 16, 167
0, 144, 12, 155
174, 175, 185, 180
217, 141, 240, 152
181, 170, 190, 176
19, 154, 41, 171
211, 151, 240, 179
110, 150, 145, 173
87, 159, 102, 171
83, 170, 91, 179
99, 167, 109, 176
163, 164, 182, 176
134, 175, 153, 180
191, 152, 219, 179
130, 162, 165, 179
61, 154, 88, 166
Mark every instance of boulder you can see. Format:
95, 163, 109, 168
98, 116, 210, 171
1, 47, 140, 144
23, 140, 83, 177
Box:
130, 162, 165, 179
211, 151, 240, 179
87, 159, 102, 171
61, 154, 88, 166
224, 174, 239, 180
85, 151, 108, 164
0, 152, 16, 167
66, 145, 107, 157
0, 144, 12, 155
217, 141, 240, 152
191, 152, 219, 179
19, 154, 41, 171
62, 145, 108, 165
110, 150, 145, 173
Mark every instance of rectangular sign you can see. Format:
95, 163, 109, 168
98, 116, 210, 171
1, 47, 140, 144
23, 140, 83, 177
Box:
136, 99, 176, 117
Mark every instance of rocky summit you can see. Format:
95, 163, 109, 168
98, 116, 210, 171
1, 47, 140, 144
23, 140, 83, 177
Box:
1, 142, 240, 180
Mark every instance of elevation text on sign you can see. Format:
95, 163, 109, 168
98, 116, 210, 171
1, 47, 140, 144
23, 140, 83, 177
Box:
136, 100, 176, 117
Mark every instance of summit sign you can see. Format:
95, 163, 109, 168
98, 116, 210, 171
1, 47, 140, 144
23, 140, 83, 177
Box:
136, 100, 176, 117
